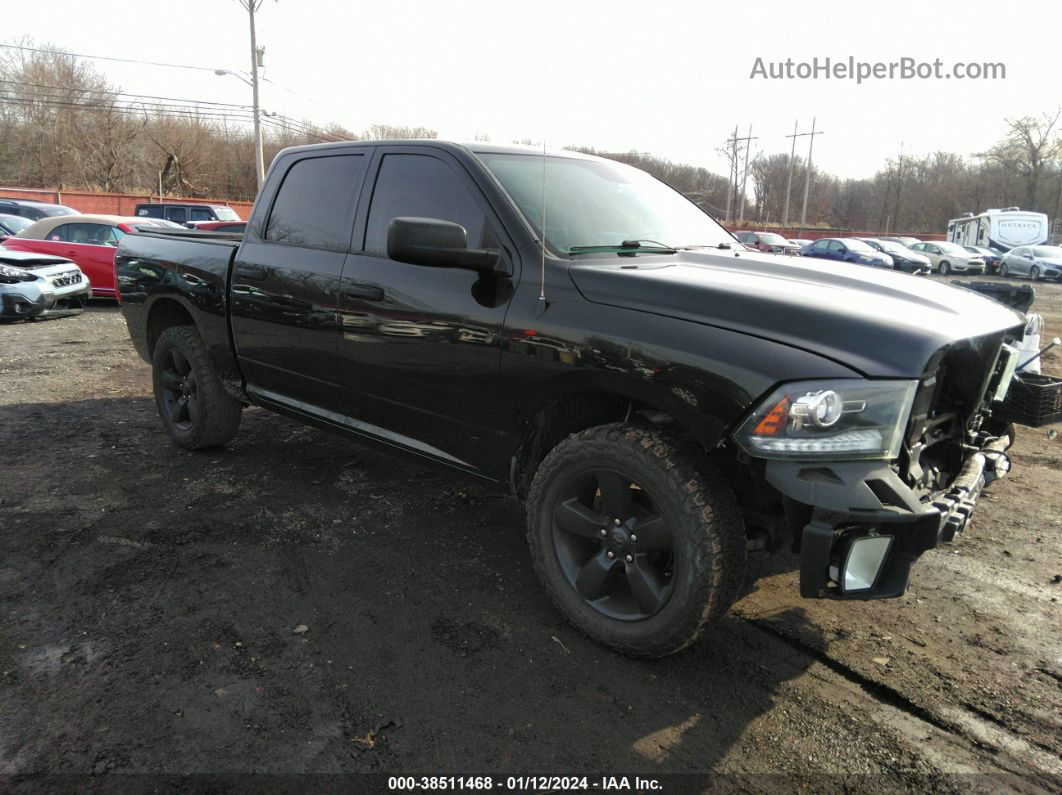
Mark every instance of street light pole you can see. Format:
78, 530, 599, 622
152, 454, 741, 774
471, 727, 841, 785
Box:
246, 0, 265, 189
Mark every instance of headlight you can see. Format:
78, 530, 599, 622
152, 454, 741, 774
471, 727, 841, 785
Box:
0, 263, 38, 284
733, 379, 918, 461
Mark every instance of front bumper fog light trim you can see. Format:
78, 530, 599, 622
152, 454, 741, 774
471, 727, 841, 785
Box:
842, 535, 894, 593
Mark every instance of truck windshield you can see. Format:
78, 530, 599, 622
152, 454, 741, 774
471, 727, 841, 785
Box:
478, 153, 731, 255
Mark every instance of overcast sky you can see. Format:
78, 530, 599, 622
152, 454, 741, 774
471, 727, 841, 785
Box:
13, 0, 1062, 180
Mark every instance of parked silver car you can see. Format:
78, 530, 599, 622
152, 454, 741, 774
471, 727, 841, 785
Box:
998, 245, 1062, 281
0, 249, 90, 321
909, 241, 985, 274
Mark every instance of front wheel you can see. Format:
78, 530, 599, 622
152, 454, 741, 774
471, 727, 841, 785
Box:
940, 261, 951, 275
1030, 265, 1040, 281
152, 326, 242, 449
526, 424, 746, 658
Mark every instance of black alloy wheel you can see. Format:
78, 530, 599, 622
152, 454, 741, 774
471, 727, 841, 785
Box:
151, 325, 242, 449
526, 424, 746, 657
158, 346, 199, 431
552, 468, 675, 621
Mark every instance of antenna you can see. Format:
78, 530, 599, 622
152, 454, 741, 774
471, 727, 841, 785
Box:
538, 138, 547, 311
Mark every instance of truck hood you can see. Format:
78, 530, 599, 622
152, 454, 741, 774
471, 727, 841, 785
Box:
569, 250, 1025, 377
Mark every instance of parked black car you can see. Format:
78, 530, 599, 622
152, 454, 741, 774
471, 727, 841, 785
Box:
859, 238, 932, 274
116, 141, 1024, 657
134, 202, 242, 226
963, 245, 1003, 275
0, 198, 79, 221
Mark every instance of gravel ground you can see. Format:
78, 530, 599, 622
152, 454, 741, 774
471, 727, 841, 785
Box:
1, 275, 1060, 791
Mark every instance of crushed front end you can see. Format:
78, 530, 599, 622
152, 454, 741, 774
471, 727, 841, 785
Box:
734, 328, 1022, 600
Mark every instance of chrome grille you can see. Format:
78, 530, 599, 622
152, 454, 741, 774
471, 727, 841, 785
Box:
50, 271, 82, 287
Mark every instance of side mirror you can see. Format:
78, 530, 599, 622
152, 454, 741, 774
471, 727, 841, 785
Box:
386, 217, 500, 272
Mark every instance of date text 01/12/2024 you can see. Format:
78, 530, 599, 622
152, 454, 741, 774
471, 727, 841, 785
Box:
387, 775, 662, 791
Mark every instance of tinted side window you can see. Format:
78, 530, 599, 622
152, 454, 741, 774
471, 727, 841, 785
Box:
63, 223, 114, 245
364, 154, 487, 254
165, 207, 187, 223
137, 205, 164, 218
266, 154, 366, 251
47, 224, 71, 242
189, 207, 212, 222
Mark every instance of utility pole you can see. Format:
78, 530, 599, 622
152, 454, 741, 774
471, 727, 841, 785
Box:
799, 117, 825, 230
782, 120, 799, 226
737, 124, 757, 224
724, 125, 738, 223
243, 0, 265, 190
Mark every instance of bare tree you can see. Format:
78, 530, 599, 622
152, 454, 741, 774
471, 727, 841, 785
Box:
981, 110, 1062, 211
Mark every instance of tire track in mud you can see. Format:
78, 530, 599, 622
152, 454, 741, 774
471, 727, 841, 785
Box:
737, 613, 1062, 785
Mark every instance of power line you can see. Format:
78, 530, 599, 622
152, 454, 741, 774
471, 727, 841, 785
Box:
0, 42, 230, 74
0, 79, 253, 109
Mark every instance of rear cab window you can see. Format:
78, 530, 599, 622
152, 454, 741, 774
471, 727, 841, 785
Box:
265, 154, 367, 251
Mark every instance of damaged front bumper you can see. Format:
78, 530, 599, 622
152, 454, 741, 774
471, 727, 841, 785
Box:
765, 432, 1013, 600
0, 280, 90, 320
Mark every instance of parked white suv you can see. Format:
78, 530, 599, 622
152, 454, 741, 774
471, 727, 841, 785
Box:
0, 249, 90, 321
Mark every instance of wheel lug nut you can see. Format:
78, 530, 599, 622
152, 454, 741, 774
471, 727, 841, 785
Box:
630, 534, 638, 543
599, 529, 607, 537
625, 554, 633, 563
606, 550, 615, 559
614, 518, 621, 526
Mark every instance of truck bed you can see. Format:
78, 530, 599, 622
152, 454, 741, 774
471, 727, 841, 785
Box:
115, 229, 242, 382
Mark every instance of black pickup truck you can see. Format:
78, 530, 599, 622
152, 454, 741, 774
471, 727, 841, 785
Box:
116, 141, 1025, 657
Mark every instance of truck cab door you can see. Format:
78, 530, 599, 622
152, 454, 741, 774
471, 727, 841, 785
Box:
231, 150, 369, 411
335, 147, 517, 476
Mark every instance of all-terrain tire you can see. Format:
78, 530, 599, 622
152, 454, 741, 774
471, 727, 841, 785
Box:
526, 423, 746, 658
151, 326, 242, 449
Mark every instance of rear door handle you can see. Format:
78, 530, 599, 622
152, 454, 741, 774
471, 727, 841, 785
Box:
344, 283, 384, 301
234, 264, 267, 281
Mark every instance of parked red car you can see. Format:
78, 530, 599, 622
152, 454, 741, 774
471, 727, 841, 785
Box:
2, 214, 178, 298
733, 230, 801, 255
187, 220, 246, 233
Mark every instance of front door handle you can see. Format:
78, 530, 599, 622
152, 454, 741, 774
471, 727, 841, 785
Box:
344, 283, 384, 301
235, 264, 267, 282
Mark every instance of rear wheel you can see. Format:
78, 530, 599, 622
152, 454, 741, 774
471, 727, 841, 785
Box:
152, 326, 242, 449
999, 262, 1009, 278
526, 424, 746, 658
940, 261, 951, 275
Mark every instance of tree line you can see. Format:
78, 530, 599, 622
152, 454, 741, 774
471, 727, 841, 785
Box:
2, 42, 1059, 234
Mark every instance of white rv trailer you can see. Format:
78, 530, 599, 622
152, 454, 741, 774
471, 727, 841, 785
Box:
947, 207, 1049, 252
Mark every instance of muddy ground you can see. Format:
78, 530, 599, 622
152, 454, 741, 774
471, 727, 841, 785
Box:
1, 275, 1059, 791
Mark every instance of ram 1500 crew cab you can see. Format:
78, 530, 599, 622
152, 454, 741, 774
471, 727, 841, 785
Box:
116, 141, 1025, 657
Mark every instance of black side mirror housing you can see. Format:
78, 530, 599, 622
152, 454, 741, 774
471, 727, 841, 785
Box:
386, 217, 501, 272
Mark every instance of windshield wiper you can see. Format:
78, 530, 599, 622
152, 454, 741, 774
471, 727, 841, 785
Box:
569, 239, 678, 255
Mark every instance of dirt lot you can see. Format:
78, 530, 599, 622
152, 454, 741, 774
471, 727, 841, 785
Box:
1, 275, 1060, 791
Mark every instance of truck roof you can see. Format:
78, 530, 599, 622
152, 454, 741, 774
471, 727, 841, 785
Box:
272, 139, 603, 162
